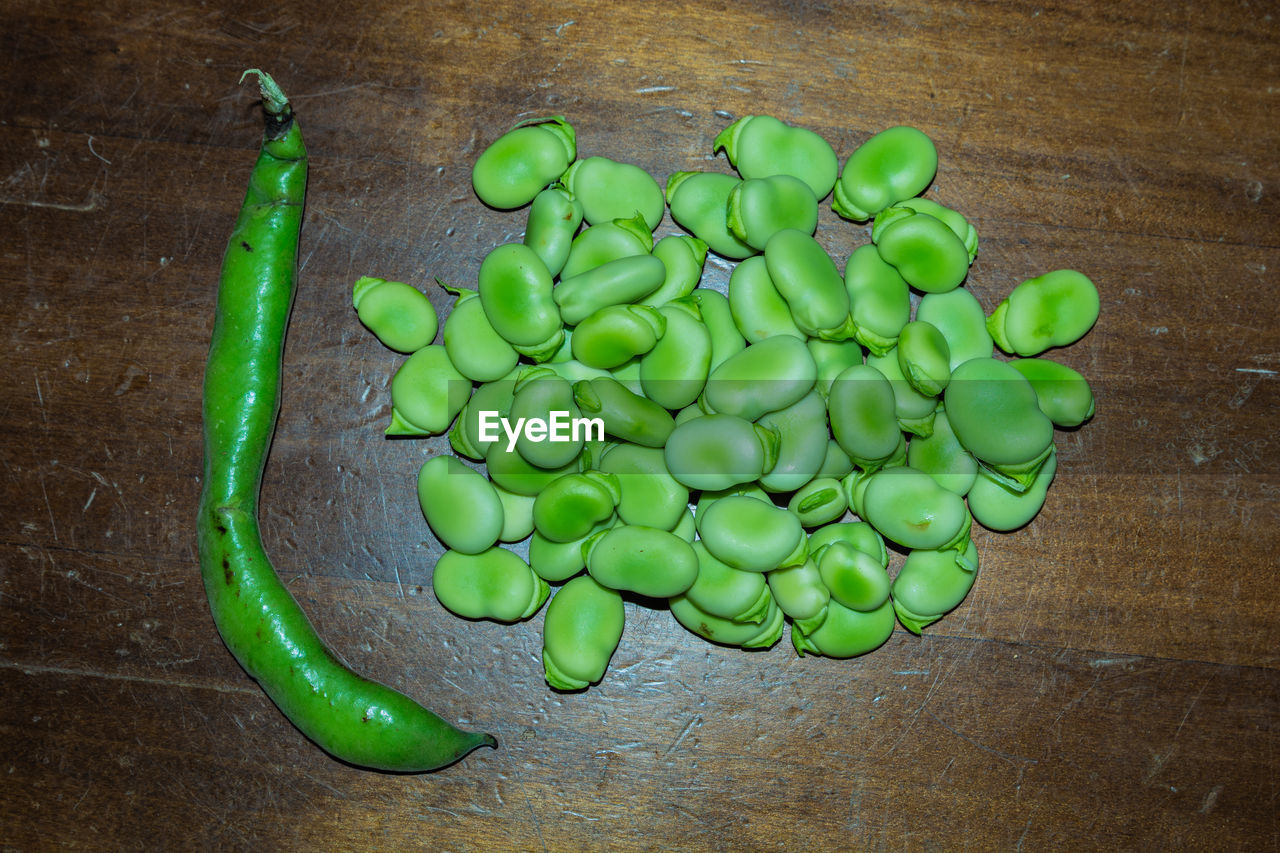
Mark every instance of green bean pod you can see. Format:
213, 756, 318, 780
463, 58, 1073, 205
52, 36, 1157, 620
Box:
986, 270, 1099, 356
757, 390, 830, 493
570, 303, 667, 370
352, 277, 438, 353
861, 466, 972, 551
542, 575, 625, 691
763, 229, 854, 340
642, 234, 709, 307
666, 171, 755, 260
585, 524, 700, 598
686, 541, 774, 623
728, 255, 804, 343
664, 413, 777, 492
440, 282, 520, 383
472, 115, 576, 210
791, 598, 896, 659
558, 213, 653, 279
532, 470, 622, 543
727, 174, 820, 249
597, 442, 690, 531
555, 253, 667, 325
574, 376, 676, 448
561, 155, 665, 229
843, 244, 911, 356
915, 287, 994, 371
891, 540, 979, 634
417, 455, 505, 555
669, 593, 785, 649
697, 494, 807, 573
713, 115, 839, 199
703, 333, 817, 421
523, 186, 583, 277
1007, 358, 1096, 428
967, 446, 1058, 532
832, 125, 938, 221
387, 344, 471, 436
477, 242, 563, 360
200, 71, 494, 772
432, 547, 549, 623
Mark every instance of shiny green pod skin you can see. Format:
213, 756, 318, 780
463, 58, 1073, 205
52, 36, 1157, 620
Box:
432, 547, 549, 623
714, 115, 839, 200
440, 283, 520, 383
417, 455, 505, 555
472, 116, 576, 210
352, 277, 438, 354
542, 575, 625, 691
198, 71, 494, 772
666, 171, 756, 260
585, 524, 700, 598
791, 598, 896, 659
387, 344, 471, 437
832, 125, 938, 221
477, 242, 563, 360
987, 269, 1099, 357
891, 540, 980, 634
727, 174, 819, 250
523, 186, 583, 277
561, 155, 665, 229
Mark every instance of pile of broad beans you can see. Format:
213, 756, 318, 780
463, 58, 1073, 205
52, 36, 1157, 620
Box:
354, 114, 1098, 691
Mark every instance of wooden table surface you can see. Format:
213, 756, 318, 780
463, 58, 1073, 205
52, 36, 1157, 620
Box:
3, 1, 1277, 850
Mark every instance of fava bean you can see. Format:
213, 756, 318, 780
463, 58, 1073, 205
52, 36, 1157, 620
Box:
832, 125, 938, 221
692, 288, 747, 370
697, 494, 806, 573
484, 437, 581, 497
891, 540, 979, 634
556, 253, 667, 325
477, 242, 563, 360
843, 243, 911, 356
687, 540, 773, 623
639, 298, 713, 410
597, 442, 690, 531
915, 287, 994, 370
814, 439, 856, 481
642, 235, 709, 307
472, 116, 576, 210
703, 333, 817, 421
766, 558, 830, 622
561, 155, 665, 229
944, 357, 1054, 491
433, 547, 549, 623
509, 367, 584, 469
558, 213, 653, 280
728, 174, 820, 250
532, 470, 621, 543
763, 229, 853, 340
585, 524, 699, 598
728, 255, 804, 343
669, 593, 785, 649
542, 575, 625, 691
807, 520, 888, 569
417, 455, 504, 555
967, 446, 1058, 532
714, 115, 839, 200
352, 277, 438, 353
791, 598, 895, 659
493, 482, 536, 543
666, 171, 755, 260
528, 519, 612, 583
449, 371, 517, 460
757, 390, 830, 493
827, 363, 901, 470
1007, 357, 1096, 428
905, 405, 978, 496
574, 376, 675, 447
813, 540, 891, 612
861, 465, 972, 551
987, 269, 1099, 356
441, 283, 519, 382
874, 198, 977, 264
788, 477, 848, 528
865, 348, 938, 437
523, 186, 583, 277
387, 344, 470, 436
873, 209, 970, 293
896, 319, 952, 397
570, 303, 666, 369
808, 338, 865, 398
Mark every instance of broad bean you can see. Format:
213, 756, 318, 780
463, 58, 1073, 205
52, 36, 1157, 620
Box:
417, 455, 504, 555
832, 125, 938, 221
967, 446, 1058, 532
638, 298, 713, 410
387, 344, 470, 436
891, 540, 979, 634
944, 357, 1054, 490
766, 558, 830, 622
728, 255, 804, 343
686, 541, 773, 623
433, 547, 549, 622
861, 465, 972, 551
703, 333, 817, 421
763, 229, 853, 340
523, 186, 583, 277
915, 287, 994, 370
791, 598, 895, 659
714, 115, 838, 199
666, 171, 755, 259
697, 494, 806, 573
728, 174, 819, 249
1008, 357, 1095, 428
542, 575, 625, 691
352, 277, 438, 353
813, 540, 891, 612
585, 524, 700, 598
441, 283, 519, 382
669, 593, 785, 649
472, 116, 576, 210
558, 213, 653, 280
574, 376, 676, 447
843, 243, 911, 356
561, 155, 665, 229
555, 253, 667, 325
477, 242, 563, 360
987, 270, 1099, 356
532, 470, 621, 543
597, 442, 690, 531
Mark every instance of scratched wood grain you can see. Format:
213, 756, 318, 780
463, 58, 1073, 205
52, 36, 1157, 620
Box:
1, 0, 1277, 850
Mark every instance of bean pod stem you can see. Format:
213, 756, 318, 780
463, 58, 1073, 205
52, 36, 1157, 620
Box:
197, 69, 495, 772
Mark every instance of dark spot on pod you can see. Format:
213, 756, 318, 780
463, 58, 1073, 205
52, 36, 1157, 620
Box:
222, 556, 234, 585
241, 241, 253, 252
